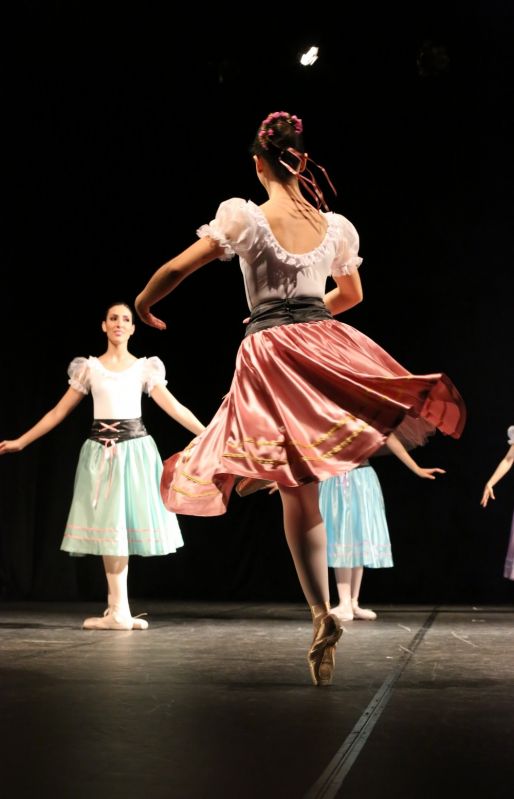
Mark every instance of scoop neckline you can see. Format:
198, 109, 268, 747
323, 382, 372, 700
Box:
249, 200, 332, 257
91, 355, 142, 374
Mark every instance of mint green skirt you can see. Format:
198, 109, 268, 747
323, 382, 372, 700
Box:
61, 436, 184, 557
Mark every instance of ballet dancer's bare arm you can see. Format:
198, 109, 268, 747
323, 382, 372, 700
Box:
324, 272, 363, 316
385, 432, 445, 479
150, 384, 206, 436
480, 444, 514, 507
135, 237, 226, 331
0, 388, 85, 454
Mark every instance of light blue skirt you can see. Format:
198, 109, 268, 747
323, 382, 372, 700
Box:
319, 465, 393, 568
61, 436, 184, 557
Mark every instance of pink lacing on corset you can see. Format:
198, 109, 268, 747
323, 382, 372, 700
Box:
92, 422, 121, 509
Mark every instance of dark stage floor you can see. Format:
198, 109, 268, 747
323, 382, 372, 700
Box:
0, 601, 512, 798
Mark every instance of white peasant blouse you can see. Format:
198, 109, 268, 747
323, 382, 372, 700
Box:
196, 197, 362, 311
68, 356, 167, 419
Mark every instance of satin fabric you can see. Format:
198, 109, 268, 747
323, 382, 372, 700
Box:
62, 435, 184, 556
161, 318, 466, 516
319, 467, 393, 569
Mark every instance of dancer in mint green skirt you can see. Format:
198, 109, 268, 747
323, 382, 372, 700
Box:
0, 302, 205, 630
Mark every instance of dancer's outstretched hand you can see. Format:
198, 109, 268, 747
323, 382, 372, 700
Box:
480, 484, 495, 507
0, 439, 23, 455
134, 295, 167, 330
415, 467, 446, 480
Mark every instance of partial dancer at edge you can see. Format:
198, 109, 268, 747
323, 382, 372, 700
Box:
481, 425, 514, 581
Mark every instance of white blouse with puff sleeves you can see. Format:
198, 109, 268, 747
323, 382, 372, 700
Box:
196, 197, 363, 311
68, 356, 167, 419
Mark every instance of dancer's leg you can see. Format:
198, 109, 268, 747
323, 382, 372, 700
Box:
104, 555, 131, 616
105, 556, 149, 629
333, 567, 355, 620
83, 556, 147, 630
350, 567, 377, 620
279, 483, 342, 685
279, 483, 330, 606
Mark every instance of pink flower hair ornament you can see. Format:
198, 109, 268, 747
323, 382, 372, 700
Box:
257, 111, 303, 149
256, 111, 337, 211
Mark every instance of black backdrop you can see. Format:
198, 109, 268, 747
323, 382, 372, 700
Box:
1, 2, 513, 605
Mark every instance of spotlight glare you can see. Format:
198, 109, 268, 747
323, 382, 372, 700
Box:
300, 46, 319, 67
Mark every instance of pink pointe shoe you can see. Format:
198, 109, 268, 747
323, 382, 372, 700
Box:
308, 605, 343, 686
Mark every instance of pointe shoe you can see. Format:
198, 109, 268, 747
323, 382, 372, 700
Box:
235, 476, 275, 498
308, 612, 343, 686
131, 613, 149, 630
82, 609, 134, 630
332, 605, 354, 622
88, 608, 149, 630
352, 603, 377, 621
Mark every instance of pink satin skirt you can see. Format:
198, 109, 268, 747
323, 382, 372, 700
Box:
161, 319, 466, 516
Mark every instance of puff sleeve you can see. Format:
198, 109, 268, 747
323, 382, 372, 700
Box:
196, 198, 258, 261
508, 426, 514, 445
143, 356, 168, 395
331, 215, 363, 276
68, 357, 91, 395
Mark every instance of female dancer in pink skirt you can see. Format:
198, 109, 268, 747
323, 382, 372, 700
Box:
135, 110, 466, 686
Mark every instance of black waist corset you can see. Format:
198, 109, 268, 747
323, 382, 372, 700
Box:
89, 418, 148, 444
244, 296, 332, 336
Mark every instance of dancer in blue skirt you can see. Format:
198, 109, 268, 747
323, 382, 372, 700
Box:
319, 432, 445, 621
0, 302, 205, 630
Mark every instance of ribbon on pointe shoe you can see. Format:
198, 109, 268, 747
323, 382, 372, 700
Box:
102, 607, 149, 630
131, 612, 149, 630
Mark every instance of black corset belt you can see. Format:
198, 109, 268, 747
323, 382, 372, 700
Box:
89, 418, 148, 445
245, 296, 332, 336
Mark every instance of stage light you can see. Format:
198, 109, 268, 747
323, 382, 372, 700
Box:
299, 46, 319, 66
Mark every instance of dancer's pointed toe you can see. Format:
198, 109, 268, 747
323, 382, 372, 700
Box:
308, 612, 343, 686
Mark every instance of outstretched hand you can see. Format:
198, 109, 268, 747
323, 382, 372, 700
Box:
416, 467, 446, 480
134, 294, 167, 330
480, 484, 495, 507
0, 440, 23, 455
141, 311, 167, 331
